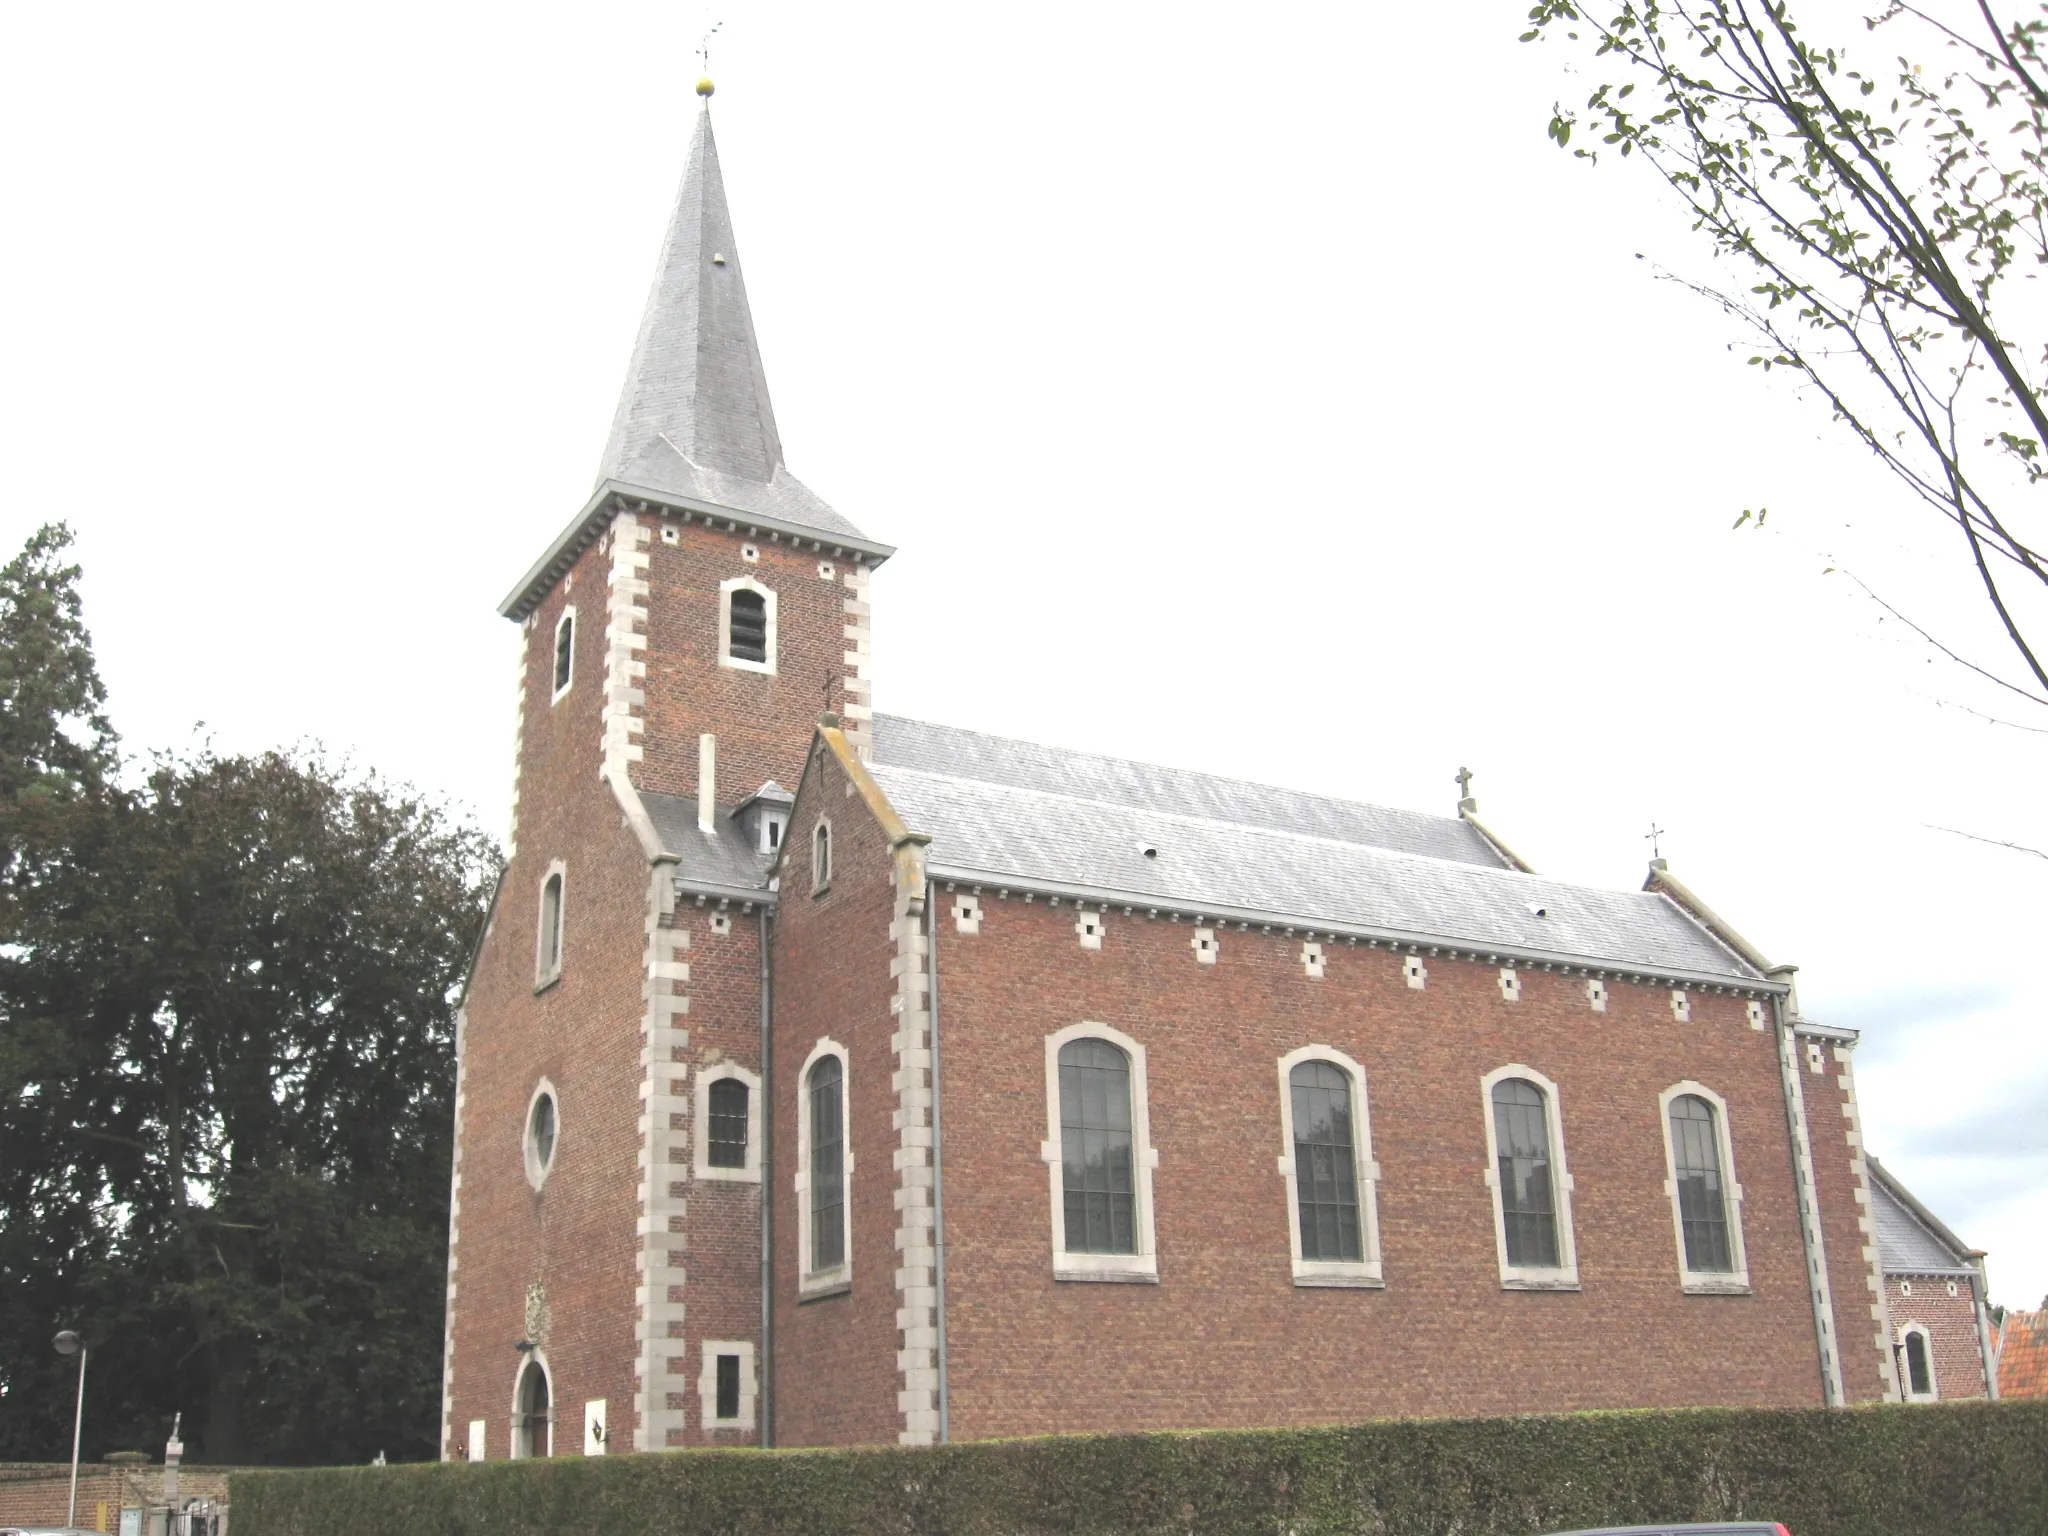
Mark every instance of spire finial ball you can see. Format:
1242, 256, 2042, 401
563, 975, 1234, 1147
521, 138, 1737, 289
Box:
696, 76, 715, 98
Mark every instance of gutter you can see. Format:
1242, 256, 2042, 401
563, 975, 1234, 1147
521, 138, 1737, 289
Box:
1770, 973, 1845, 1407
923, 864, 1782, 995
925, 892, 950, 1442
758, 904, 774, 1444
1972, 1253, 2002, 1401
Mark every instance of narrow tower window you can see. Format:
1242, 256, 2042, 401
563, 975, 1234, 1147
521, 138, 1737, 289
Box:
536, 868, 565, 985
808, 1054, 846, 1273
1491, 1077, 1561, 1268
728, 588, 767, 663
1668, 1094, 1734, 1273
552, 609, 575, 700
707, 1077, 749, 1168
715, 1353, 741, 1420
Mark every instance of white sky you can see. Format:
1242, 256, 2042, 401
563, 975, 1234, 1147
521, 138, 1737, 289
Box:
2, 2, 2041, 1314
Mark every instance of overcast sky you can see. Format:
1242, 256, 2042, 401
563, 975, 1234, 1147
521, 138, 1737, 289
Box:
2, 1, 2041, 1313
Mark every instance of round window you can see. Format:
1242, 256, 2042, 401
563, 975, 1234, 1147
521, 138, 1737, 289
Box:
526, 1087, 558, 1188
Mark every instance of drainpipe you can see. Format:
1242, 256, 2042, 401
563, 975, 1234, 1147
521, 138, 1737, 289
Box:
926, 895, 950, 1442
1769, 967, 1844, 1407
1970, 1251, 2001, 1400
758, 903, 774, 1444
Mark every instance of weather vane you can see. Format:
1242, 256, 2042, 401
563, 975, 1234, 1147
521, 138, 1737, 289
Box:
1646, 822, 1666, 860
696, 21, 722, 96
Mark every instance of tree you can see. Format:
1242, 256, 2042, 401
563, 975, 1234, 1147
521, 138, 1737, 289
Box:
0, 527, 501, 1464
1524, 0, 2048, 714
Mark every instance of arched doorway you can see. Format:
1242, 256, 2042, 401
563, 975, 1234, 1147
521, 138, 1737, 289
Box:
513, 1355, 552, 1457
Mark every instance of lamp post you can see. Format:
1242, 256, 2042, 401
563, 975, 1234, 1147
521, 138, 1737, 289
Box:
52, 1329, 86, 1529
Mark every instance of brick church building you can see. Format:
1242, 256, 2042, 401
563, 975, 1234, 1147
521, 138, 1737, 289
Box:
440, 86, 1988, 1457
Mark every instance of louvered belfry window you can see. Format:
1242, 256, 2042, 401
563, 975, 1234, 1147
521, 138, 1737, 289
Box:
1291, 1061, 1363, 1262
1059, 1038, 1136, 1253
808, 1056, 845, 1271
1668, 1094, 1735, 1272
1492, 1077, 1560, 1268
728, 588, 767, 663
708, 1077, 749, 1169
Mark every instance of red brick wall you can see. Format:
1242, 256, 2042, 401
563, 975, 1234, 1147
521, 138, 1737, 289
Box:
446, 533, 654, 1460
768, 740, 906, 1446
925, 895, 1832, 1438
635, 519, 864, 804
1886, 1276, 1989, 1399
1797, 1037, 1895, 1404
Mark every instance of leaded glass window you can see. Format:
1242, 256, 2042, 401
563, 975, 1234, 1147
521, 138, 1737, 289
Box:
1668, 1093, 1734, 1272
708, 1077, 749, 1169
808, 1056, 845, 1271
1059, 1037, 1135, 1254
1492, 1077, 1560, 1268
1290, 1061, 1362, 1262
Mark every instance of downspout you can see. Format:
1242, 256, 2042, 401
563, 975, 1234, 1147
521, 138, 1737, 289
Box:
1971, 1252, 2001, 1400
758, 903, 774, 1445
1770, 967, 1845, 1407
926, 894, 950, 1442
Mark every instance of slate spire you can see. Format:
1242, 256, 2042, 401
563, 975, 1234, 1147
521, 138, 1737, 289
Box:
596, 94, 864, 539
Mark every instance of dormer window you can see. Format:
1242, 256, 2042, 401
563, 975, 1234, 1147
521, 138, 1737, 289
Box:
735, 782, 795, 856
762, 813, 784, 852
552, 609, 576, 702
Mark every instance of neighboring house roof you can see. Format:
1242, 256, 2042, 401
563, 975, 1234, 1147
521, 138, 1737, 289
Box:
1999, 1309, 2048, 1399
862, 716, 1764, 985
1866, 1156, 1980, 1278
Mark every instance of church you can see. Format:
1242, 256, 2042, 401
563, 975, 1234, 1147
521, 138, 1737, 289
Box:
439, 82, 1991, 1456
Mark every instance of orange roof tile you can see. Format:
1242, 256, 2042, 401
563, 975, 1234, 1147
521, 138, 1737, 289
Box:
1998, 1310, 2048, 1399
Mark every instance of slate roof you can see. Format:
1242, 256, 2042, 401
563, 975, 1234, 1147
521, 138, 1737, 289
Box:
644, 790, 774, 899
1866, 1156, 1979, 1277
1998, 1310, 2048, 1399
595, 106, 867, 544
865, 716, 1763, 984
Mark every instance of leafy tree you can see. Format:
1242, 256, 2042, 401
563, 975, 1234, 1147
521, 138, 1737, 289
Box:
0, 528, 501, 1464
1524, 0, 2048, 711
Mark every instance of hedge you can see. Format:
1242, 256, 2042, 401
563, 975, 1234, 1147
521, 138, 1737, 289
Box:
229, 1399, 2048, 1536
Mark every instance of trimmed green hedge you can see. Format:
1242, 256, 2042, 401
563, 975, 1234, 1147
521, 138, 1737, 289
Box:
230, 1400, 2048, 1536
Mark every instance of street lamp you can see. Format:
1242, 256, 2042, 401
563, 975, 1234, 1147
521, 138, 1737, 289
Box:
52, 1329, 86, 1529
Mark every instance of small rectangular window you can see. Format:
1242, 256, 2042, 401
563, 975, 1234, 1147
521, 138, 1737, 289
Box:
715, 1354, 740, 1420
708, 1078, 749, 1168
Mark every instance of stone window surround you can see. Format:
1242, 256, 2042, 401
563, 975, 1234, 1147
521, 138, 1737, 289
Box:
523, 1075, 560, 1193
551, 605, 576, 703
1478, 1062, 1582, 1291
1041, 1020, 1160, 1283
693, 1061, 762, 1183
718, 574, 777, 676
812, 818, 832, 895
697, 1339, 758, 1429
794, 1036, 853, 1298
1275, 1044, 1385, 1287
508, 1349, 553, 1459
1896, 1320, 1939, 1401
534, 860, 566, 990
1656, 1079, 1752, 1294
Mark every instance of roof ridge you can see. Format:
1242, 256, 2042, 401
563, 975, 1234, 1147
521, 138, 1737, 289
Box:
872, 713, 1479, 832
871, 759, 1661, 897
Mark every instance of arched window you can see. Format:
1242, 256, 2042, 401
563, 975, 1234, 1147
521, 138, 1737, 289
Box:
812, 820, 831, 892
536, 865, 565, 985
720, 577, 776, 673
1658, 1081, 1750, 1291
807, 1053, 846, 1275
1290, 1061, 1361, 1262
1481, 1066, 1578, 1287
1901, 1325, 1936, 1399
552, 608, 575, 700
512, 1356, 551, 1458
1669, 1094, 1733, 1272
708, 1077, 749, 1168
1059, 1037, 1136, 1254
1492, 1078, 1558, 1268
728, 588, 767, 662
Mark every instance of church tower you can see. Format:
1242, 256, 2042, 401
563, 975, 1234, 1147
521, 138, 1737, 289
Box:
442, 81, 891, 1458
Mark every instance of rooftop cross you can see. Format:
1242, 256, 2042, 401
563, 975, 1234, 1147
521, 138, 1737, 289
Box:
1455, 765, 1476, 815
1646, 822, 1666, 860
